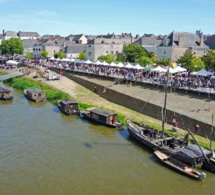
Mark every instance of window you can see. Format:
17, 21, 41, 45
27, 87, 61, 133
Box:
111, 51, 114, 54
164, 49, 166, 54
89, 45, 91, 47
88, 52, 91, 56
106, 51, 108, 54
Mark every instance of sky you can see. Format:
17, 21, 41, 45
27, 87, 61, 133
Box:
0, 0, 215, 37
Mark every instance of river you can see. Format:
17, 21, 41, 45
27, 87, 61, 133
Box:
0, 83, 215, 195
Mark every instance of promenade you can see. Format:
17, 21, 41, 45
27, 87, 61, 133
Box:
70, 72, 215, 126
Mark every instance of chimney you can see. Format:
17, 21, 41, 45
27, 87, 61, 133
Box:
200, 35, 204, 46
131, 35, 134, 43
136, 34, 140, 39
178, 35, 183, 47
3, 29, 5, 36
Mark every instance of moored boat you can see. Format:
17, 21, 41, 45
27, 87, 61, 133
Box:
127, 120, 212, 167
154, 150, 206, 181
24, 88, 47, 102
57, 99, 80, 115
0, 86, 13, 100
80, 107, 123, 128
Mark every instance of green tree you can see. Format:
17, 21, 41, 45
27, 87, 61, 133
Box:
147, 52, 157, 63
176, 50, 195, 68
136, 56, 152, 66
98, 55, 106, 61
157, 58, 170, 65
41, 50, 48, 58
115, 55, 124, 62
1, 38, 24, 55
98, 54, 115, 63
201, 50, 215, 71
25, 52, 34, 60
123, 44, 147, 62
57, 51, 66, 59
78, 51, 87, 60
189, 57, 205, 71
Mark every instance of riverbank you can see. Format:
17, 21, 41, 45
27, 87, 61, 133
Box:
1, 67, 214, 149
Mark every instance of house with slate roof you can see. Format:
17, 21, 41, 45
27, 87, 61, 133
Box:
133, 34, 163, 54
18, 31, 41, 40
66, 34, 87, 44
22, 39, 39, 55
0, 34, 4, 45
157, 31, 209, 61
4, 31, 18, 40
64, 44, 85, 58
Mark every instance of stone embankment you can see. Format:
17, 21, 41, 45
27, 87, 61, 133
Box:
50, 67, 215, 139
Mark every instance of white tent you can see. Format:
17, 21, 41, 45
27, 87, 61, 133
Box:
109, 62, 117, 67
6, 60, 19, 65
115, 62, 125, 68
124, 63, 134, 69
166, 67, 178, 74
174, 66, 187, 73
100, 61, 109, 66
94, 60, 102, 65
133, 64, 144, 70
151, 66, 167, 72
196, 70, 213, 76
84, 59, 93, 64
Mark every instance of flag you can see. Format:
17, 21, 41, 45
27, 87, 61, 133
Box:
169, 60, 175, 69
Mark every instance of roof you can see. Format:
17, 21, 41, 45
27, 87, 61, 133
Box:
134, 36, 162, 46
27, 88, 44, 93
0, 86, 11, 93
160, 31, 204, 47
60, 99, 77, 105
18, 31, 40, 37
86, 108, 116, 116
64, 44, 85, 53
5, 31, 17, 36
22, 39, 39, 47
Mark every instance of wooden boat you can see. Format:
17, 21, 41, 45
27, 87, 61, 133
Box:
24, 88, 47, 102
0, 86, 13, 100
127, 120, 212, 167
127, 64, 213, 167
80, 107, 123, 128
154, 150, 206, 181
57, 99, 80, 115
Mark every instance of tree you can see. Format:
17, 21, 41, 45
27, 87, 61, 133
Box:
147, 52, 157, 63
201, 50, 215, 71
1, 38, 24, 55
78, 51, 87, 60
97, 55, 106, 61
115, 55, 124, 62
98, 54, 115, 63
25, 52, 34, 60
157, 58, 170, 65
176, 50, 195, 68
123, 44, 147, 62
58, 51, 66, 59
136, 56, 152, 66
189, 57, 205, 71
41, 51, 48, 58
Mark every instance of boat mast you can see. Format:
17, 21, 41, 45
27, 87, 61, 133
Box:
162, 67, 170, 138
210, 113, 214, 153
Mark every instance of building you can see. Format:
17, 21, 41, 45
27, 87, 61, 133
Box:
64, 44, 85, 59
85, 33, 136, 61
18, 31, 41, 40
157, 31, 209, 61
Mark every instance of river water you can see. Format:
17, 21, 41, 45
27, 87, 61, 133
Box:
0, 83, 215, 195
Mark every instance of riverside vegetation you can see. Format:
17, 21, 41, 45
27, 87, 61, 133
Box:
1, 72, 214, 151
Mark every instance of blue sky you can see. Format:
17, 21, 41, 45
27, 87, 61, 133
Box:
0, 0, 214, 37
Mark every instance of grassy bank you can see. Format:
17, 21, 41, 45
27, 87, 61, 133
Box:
2, 72, 214, 151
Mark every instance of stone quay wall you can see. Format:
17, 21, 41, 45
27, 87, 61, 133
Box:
51, 67, 214, 140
